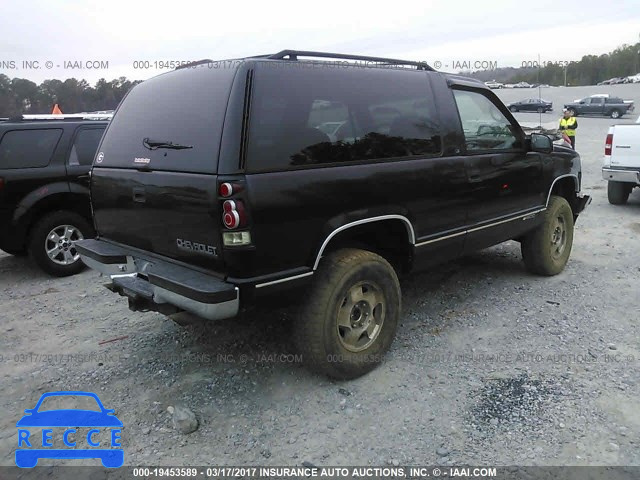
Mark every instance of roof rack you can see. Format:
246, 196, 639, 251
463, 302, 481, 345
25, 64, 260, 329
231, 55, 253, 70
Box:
11, 113, 113, 121
265, 50, 434, 71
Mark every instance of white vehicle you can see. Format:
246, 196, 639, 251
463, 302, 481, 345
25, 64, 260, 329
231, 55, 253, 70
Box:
484, 80, 503, 89
602, 124, 640, 204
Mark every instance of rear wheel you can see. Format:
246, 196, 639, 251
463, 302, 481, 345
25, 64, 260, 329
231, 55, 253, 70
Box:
294, 248, 401, 379
607, 181, 631, 205
28, 210, 94, 276
521, 195, 574, 276
537, 107, 543, 113
610, 109, 621, 119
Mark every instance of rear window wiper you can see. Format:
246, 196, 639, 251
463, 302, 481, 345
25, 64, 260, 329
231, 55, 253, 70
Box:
143, 137, 193, 150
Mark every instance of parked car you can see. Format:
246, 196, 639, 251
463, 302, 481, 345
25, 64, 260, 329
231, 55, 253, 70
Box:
602, 124, 640, 204
0, 115, 109, 275
484, 80, 503, 89
76, 50, 591, 379
564, 96, 634, 119
514, 82, 533, 88
507, 98, 553, 113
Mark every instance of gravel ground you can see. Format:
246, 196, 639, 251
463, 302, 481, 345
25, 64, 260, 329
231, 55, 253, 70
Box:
1, 85, 639, 470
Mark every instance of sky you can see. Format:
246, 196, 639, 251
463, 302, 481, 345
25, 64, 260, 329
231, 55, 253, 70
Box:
2, 0, 640, 84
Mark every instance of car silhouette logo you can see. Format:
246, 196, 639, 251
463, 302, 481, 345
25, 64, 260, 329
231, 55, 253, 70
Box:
15, 391, 123, 468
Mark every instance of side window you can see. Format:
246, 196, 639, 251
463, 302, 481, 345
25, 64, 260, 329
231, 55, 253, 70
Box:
246, 66, 441, 172
0, 129, 62, 169
307, 101, 358, 144
452, 89, 521, 152
68, 128, 105, 166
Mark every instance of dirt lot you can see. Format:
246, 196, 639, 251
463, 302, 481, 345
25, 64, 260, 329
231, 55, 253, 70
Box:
1, 85, 640, 470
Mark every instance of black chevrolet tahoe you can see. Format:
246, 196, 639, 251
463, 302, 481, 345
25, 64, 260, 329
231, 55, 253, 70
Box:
0, 116, 108, 276
76, 50, 591, 379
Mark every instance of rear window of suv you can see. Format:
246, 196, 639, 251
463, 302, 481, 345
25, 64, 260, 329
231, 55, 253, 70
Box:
0, 129, 62, 169
246, 63, 441, 172
95, 65, 238, 174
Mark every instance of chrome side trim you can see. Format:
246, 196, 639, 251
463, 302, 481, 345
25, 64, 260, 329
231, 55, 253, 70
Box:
414, 230, 466, 247
414, 208, 546, 248
466, 208, 546, 233
254, 271, 314, 289
546, 174, 579, 206
312, 215, 416, 270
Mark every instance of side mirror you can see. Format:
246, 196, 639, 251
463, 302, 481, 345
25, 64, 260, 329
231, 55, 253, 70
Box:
530, 133, 553, 153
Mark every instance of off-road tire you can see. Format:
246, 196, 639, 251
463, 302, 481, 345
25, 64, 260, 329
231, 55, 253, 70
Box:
521, 195, 574, 276
607, 181, 631, 205
28, 210, 94, 277
294, 248, 401, 380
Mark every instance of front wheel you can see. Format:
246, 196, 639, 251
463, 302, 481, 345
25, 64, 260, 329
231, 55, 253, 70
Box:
28, 210, 95, 276
521, 196, 574, 276
509, 106, 518, 112
537, 107, 543, 113
294, 248, 401, 380
607, 181, 631, 205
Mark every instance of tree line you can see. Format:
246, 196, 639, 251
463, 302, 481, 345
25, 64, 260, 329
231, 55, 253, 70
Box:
470, 41, 640, 86
1, 40, 639, 116
0, 76, 142, 117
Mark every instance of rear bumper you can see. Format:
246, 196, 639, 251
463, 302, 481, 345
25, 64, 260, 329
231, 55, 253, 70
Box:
602, 168, 640, 184
75, 239, 239, 321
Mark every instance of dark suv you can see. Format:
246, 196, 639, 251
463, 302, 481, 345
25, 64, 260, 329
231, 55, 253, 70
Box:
0, 116, 108, 276
76, 51, 591, 379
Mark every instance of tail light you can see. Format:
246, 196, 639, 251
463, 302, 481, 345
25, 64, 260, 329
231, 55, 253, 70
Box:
219, 180, 251, 246
219, 182, 243, 198
0, 177, 4, 191
604, 133, 613, 156
222, 200, 246, 230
